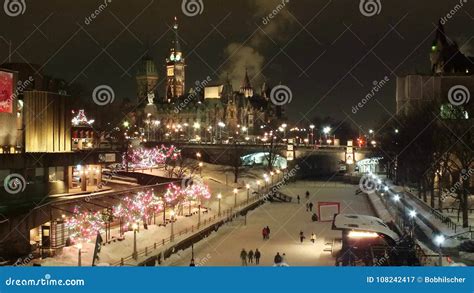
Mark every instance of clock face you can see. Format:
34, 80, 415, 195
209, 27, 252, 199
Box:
175, 53, 181, 61
170, 54, 175, 61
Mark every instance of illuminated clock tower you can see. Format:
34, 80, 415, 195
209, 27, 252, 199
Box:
166, 17, 185, 102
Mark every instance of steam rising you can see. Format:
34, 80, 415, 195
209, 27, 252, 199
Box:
220, 0, 294, 89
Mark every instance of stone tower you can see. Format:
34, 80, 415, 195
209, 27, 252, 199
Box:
166, 17, 186, 102
136, 55, 159, 104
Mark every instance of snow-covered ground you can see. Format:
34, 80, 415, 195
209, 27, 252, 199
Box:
166, 181, 375, 266
37, 163, 273, 266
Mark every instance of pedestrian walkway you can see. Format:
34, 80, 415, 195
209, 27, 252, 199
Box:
166, 182, 375, 266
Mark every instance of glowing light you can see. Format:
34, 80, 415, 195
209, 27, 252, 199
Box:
348, 231, 379, 238
409, 210, 417, 218
72, 110, 94, 126
434, 235, 445, 245
125, 145, 181, 169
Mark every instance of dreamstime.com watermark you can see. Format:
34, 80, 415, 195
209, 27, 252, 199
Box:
448, 85, 470, 106
270, 85, 293, 106
359, 0, 382, 17
92, 84, 115, 106
3, 0, 26, 17
3, 173, 26, 195
181, 0, 204, 17
352, 76, 389, 114
181, 175, 204, 190
359, 174, 382, 195
440, 0, 468, 25
262, 0, 289, 25
0, 76, 33, 112
195, 253, 212, 266
5, 274, 85, 287
84, 0, 112, 25
264, 165, 300, 199
441, 168, 474, 201
174, 76, 212, 113
12, 253, 34, 266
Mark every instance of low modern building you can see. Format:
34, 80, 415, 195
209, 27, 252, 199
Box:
0, 64, 123, 259
0, 64, 121, 199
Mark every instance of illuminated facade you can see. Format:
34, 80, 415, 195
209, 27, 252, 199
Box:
166, 17, 186, 101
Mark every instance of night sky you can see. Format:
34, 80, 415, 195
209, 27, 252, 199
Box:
0, 0, 473, 129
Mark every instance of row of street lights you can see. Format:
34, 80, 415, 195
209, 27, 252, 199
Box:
109, 169, 282, 263
369, 173, 445, 266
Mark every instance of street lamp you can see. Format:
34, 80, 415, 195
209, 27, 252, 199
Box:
233, 188, 238, 207
170, 210, 176, 242
198, 162, 203, 176
193, 122, 201, 139
77, 243, 82, 266
264, 177, 270, 190
270, 171, 274, 184
323, 126, 331, 142
434, 235, 445, 266
132, 223, 138, 260
408, 210, 417, 238
241, 126, 248, 137
217, 193, 222, 216
218, 122, 225, 141
246, 184, 250, 204
309, 124, 315, 145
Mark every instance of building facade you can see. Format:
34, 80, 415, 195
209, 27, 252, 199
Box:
397, 21, 474, 115
135, 18, 285, 140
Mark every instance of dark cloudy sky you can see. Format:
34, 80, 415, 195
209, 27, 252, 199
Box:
0, 0, 473, 129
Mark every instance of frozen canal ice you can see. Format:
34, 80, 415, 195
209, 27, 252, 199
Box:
166, 181, 376, 266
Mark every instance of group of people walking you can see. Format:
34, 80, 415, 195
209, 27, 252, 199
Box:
299, 231, 317, 244
262, 226, 271, 240
240, 249, 261, 266
273, 252, 288, 266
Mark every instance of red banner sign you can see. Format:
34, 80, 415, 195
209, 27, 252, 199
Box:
0, 71, 13, 113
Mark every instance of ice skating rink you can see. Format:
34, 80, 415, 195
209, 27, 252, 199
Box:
166, 181, 376, 266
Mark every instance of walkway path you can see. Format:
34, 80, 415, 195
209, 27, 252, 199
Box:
167, 181, 375, 266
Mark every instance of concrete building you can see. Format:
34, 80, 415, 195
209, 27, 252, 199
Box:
0, 64, 121, 199
396, 75, 474, 115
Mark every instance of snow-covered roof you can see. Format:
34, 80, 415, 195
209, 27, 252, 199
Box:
333, 214, 400, 242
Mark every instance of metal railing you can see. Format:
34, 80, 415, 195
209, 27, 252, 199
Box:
111, 193, 268, 266
403, 191, 472, 233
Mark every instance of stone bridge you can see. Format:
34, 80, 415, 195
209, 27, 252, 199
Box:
153, 143, 374, 178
